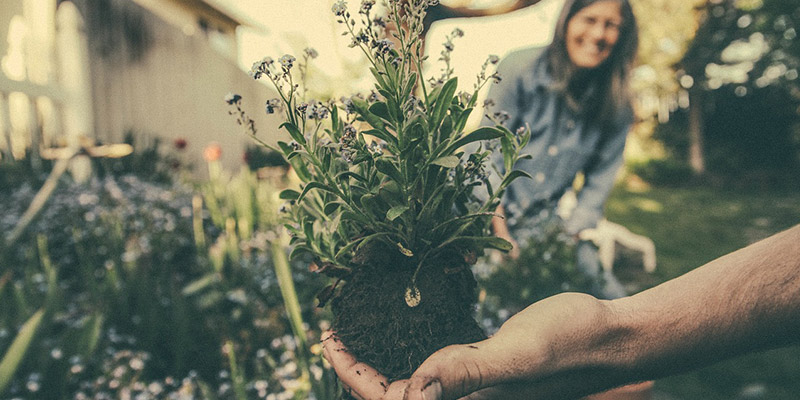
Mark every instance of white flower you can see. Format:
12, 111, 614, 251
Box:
360, 0, 376, 13
279, 54, 296, 70
332, 0, 347, 16
304, 47, 318, 59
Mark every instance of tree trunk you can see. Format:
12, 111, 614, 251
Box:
688, 89, 705, 175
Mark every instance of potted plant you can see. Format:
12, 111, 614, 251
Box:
228, 0, 530, 389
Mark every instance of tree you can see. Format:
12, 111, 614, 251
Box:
679, 0, 800, 176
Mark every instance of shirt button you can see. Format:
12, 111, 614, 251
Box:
548, 145, 559, 156
535, 172, 545, 183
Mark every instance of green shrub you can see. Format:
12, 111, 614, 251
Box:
477, 220, 595, 332
0, 170, 332, 399
628, 158, 694, 186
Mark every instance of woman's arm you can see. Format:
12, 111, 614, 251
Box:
325, 224, 800, 400
564, 120, 629, 235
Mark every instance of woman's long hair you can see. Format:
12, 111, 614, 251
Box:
547, 0, 638, 130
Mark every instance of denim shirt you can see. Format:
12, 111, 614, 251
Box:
484, 47, 632, 236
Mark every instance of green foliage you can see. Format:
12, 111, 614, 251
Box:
682, 0, 800, 95
671, 0, 800, 181
0, 170, 333, 399
235, 0, 529, 297
477, 220, 594, 331
0, 156, 53, 190
628, 158, 695, 186
243, 145, 290, 171
0, 310, 45, 394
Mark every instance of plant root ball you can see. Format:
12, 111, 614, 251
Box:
331, 248, 486, 381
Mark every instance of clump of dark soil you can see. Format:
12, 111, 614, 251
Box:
331, 244, 487, 382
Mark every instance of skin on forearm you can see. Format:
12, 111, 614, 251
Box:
605, 224, 800, 379
475, 224, 800, 399
566, 224, 800, 391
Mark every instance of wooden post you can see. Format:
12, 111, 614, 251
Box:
27, 96, 41, 169
56, 1, 95, 181
0, 92, 13, 161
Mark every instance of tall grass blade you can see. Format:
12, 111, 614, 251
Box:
224, 341, 247, 400
0, 309, 45, 394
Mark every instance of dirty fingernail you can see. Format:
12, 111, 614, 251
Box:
421, 381, 441, 400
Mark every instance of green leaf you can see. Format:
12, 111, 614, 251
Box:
370, 67, 389, 89
431, 155, 460, 168
439, 114, 454, 142
499, 170, 533, 192
356, 232, 395, 252
324, 202, 344, 215
297, 182, 337, 203
342, 211, 370, 224
386, 205, 409, 221
289, 244, 313, 260
440, 236, 514, 252
303, 220, 315, 245
432, 78, 458, 128
379, 181, 402, 198
360, 193, 383, 218
278, 142, 311, 181
443, 127, 504, 156
77, 313, 103, 357
402, 72, 417, 100
280, 122, 306, 146
0, 309, 45, 393
351, 98, 386, 131
362, 129, 398, 149
378, 182, 404, 206
335, 171, 367, 183
182, 273, 219, 296
334, 238, 363, 261
369, 102, 392, 122
279, 189, 300, 200
375, 157, 403, 184
331, 103, 340, 133
454, 107, 474, 133
431, 212, 497, 233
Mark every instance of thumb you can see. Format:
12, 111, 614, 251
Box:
403, 341, 498, 400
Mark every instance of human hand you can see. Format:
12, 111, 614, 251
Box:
321, 331, 410, 400
323, 293, 613, 400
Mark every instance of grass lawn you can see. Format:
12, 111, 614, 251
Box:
604, 183, 800, 399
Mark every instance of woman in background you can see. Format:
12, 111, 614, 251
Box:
487, 1, 650, 398
489, 0, 639, 303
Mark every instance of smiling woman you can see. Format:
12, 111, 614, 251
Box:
565, 0, 622, 68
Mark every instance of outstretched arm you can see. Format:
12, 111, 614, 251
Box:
325, 224, 800, 400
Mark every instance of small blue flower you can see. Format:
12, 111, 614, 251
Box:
332, 0, 347, 16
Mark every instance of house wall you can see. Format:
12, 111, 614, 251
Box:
131, 0, 239, 60
84, 0, 283, 174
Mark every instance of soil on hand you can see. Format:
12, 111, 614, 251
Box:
331, 244, 487, 383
